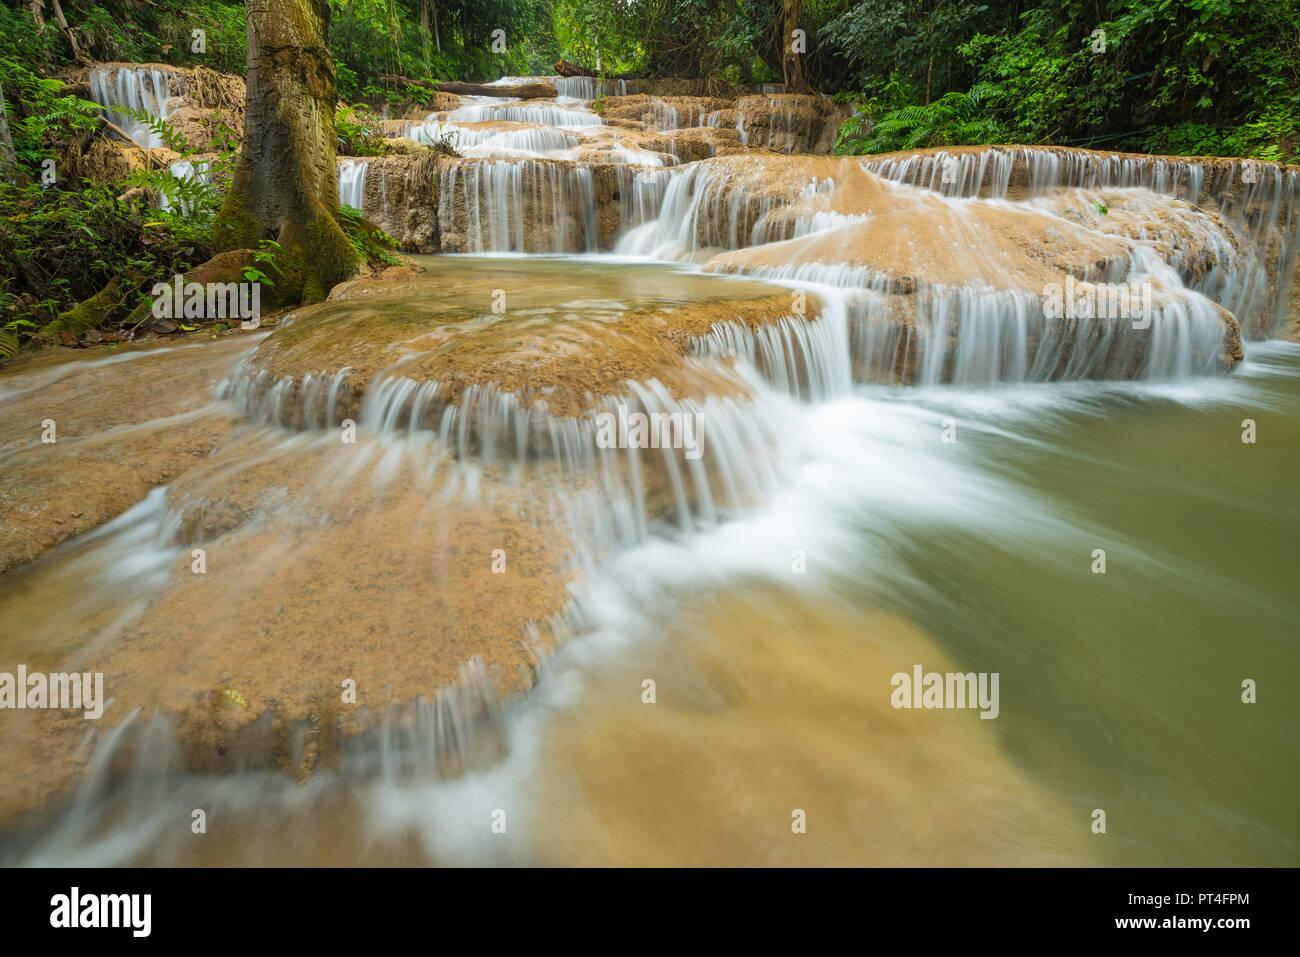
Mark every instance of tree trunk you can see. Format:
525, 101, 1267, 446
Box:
554, 60, 635, 81
384, 76, 557, 99
214, 0, 359, 303
419, 0, 431, 69
49, 0, 82, 61
780, 0, 810, 93
25, 0, 45, 31
0, 82, 20, 180
555, 59, 596, 78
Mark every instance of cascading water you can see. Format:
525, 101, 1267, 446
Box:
863, 146, 1300, 339
552, 75, 627, 99
615, 167, 673, 232
338, 160, 369, 209
490, 74, 629, 99
88, 64, 180, 149
438, 158, 598, 253
444, 100, 602, 127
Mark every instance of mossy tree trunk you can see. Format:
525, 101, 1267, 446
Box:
214, 0, 359, 303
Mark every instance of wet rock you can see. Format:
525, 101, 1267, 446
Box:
235, 257, 805, 423
0, 337, 250, 573
335, 153, 440, 252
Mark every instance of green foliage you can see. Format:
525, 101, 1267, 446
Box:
1, 1, 248, 75
552, 0, 643, 75
831, 0, 1300, 161
822, 0, 996, 96
106, 109, 235, 226
109, 105, 190, 155
335, 105, 387, 156
0, 56, 99, 171
839, 82, 1006, 153
419, 123, 463, 156
329, 0, 554, 98
242, 239, 284, 287
337, 204, 405, 267
0, 181, 208, 345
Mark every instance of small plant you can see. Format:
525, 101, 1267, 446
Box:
837, 81, 1007, 154
242, 238, 283, 286
335, 104, 387, 156
420, 124, 461, 157
0, 290, 33, 359
109, 104, 190, 154
110, 107, 224, 219
336, 205, 404, 268
407, 85, 434, 109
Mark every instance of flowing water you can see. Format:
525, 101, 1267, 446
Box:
2, 69, 1297, 866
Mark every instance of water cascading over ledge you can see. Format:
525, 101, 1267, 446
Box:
609, 150, 1295, 382
443, 101, 603, 127
338, 160, 368, 210
218, 261, 816, 534
335, 129, 1294, 383
87, 63, 184, 149
861, 146, 1300, 341
437, 158, 599, 253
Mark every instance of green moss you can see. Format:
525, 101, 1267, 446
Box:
302, 211, 362, 300
121, 299, 152, 330
212, 193, 261, 252
268, 211, 362, 305
42, 303, 104, 340
38, 276, 130, 341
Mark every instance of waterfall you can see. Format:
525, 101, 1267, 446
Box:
615, 167, 673, 235
729, 252, 1233, 386
614, 161, 836, 259
689, 295, 854, 401
438, 159, 598, 253
488, 74, 626, 99
444, 101, 602, 127
863, 147, 1300, 339
338, 160, 369, 210
88, 65, 181, 149
551, 76, 627, 99
355, 376, 790, 535
410, 123, 582, 159
644, 101, 682, 131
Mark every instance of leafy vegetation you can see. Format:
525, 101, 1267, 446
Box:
829, 0, 1300, 161
335, 105, 388, 157
0, 179, 210, 341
